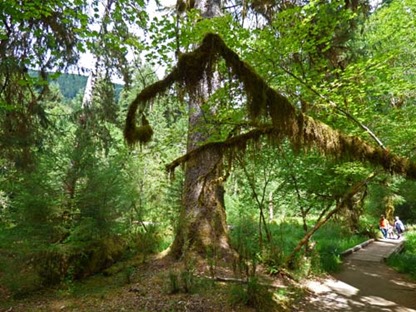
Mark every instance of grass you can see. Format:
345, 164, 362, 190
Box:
230, 218, 369, 276
386, 229, 416, 279
312, 223, 367, 273
228, 276, 275, 310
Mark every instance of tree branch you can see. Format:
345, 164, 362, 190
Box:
278, 64, 386, 150
284, 171, 377, 268
126, 33, 416, 180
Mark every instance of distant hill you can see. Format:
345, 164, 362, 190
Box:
54, 72, 89, 99
30, 71, 124, 100
54, 72, 124, 100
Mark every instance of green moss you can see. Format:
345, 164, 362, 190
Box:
125, 33, 416, 180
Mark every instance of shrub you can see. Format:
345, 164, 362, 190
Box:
314, 244, 343, 273
229, 277, 275, 311
387, 230, 416, 279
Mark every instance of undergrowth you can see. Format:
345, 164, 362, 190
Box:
229, 218, 369, 277
0, 223, 169, 299
386, 229, 416, 279
228, 277, 275, 310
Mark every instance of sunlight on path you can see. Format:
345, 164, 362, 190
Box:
303, 276, 416, 312
298, 238, 416, 312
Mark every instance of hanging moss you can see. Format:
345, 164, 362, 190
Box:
176, 43, 219, 96
125, 112, 154, 145
136, 114, 152, 141
124, 72, 176, 145
125, 33, 416, 180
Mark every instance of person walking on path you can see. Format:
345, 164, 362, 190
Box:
379, 215, 388, 238
394, 216, 405, 239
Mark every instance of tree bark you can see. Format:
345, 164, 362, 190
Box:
169, 0, 234, 261
170, 143, 232, 259
170, 95, 233, 260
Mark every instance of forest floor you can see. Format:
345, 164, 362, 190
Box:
1, 240, 416, 312
0, 251, 297, 312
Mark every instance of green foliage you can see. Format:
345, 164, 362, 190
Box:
228, 277, 275, 310
393, 180, 416, 224
165, 267, 201, 295
0, 62, 185, 297
2, 0, 416, 302
386, 230, 416, 279
131, 225, 168, 262
312, 244, 342, 274
226, 139, 373, 277
0, 228, 43, 297
305, 222, 367, 274
230, 216, 368, 278
364, 175, 406, 221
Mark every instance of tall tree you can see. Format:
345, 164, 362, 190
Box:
171, 0, 235, 260
0, 0, 85, 169
131, 0, 367, 263
125, 32, 416, 260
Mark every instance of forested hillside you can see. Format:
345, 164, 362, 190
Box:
1, 0, 416, 310
52, 72, 88, 99
29, 71, 123, 100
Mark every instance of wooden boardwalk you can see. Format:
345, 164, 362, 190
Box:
341, 238, 405, 262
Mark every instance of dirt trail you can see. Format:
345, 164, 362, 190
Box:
297, 238, 416, 311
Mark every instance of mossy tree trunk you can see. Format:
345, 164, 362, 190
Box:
169, 132, 232, 260
343, 187, 367, 232
169, 0, 234, 261
384, 195, 395, 224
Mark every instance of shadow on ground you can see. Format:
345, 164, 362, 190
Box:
297, 239, 416, 312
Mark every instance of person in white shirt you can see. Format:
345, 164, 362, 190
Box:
394, 216, 405, 239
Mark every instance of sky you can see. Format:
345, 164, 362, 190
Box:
77, 0, 176, 82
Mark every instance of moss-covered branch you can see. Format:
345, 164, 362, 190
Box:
165, 127, 276, 173
126, 33, 416, 179
166, 119, 416, 179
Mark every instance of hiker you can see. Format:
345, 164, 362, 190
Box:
379, 215, 388, 238
394, 216, 405, 239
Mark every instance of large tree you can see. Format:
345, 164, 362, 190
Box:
170, 0, 234, 261
125, 31, 416, 260
124, 0, 373, 262
167, 0, 235, 260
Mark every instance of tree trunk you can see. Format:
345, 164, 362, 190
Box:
170, 95, 233, 260
383, 177, 395, 223
342, 186, 367, 232
268, 191, 274, 221
169, 0, 235, 260
170, 144, 232, 259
